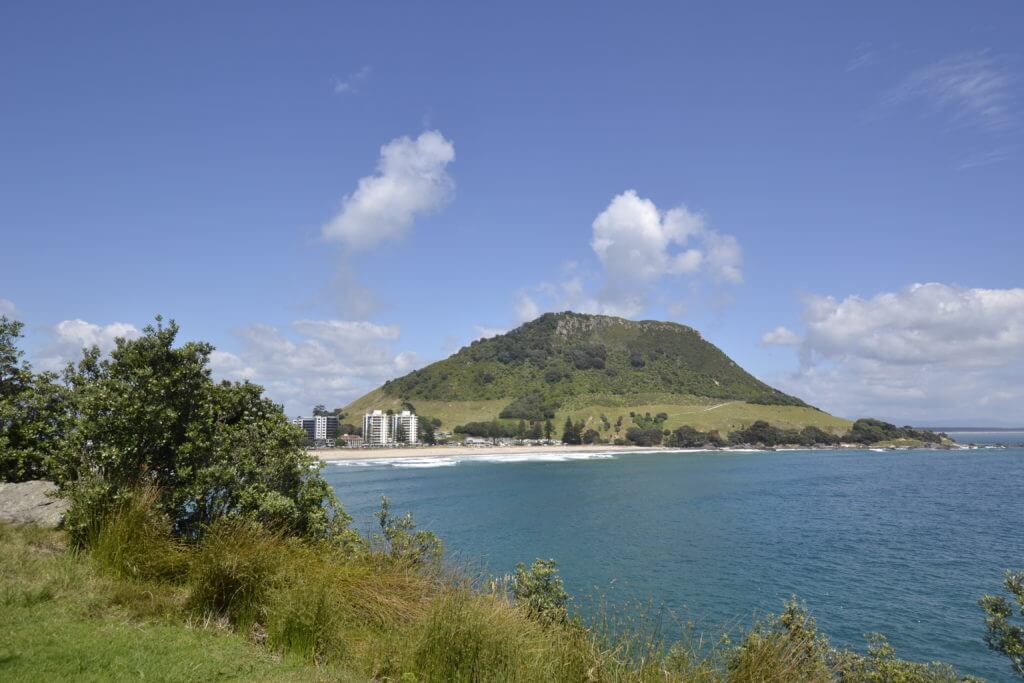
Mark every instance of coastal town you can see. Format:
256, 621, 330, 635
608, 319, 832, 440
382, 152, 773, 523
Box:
291, 409, 562, 450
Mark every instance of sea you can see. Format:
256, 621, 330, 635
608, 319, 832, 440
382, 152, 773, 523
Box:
324, 434, 1024, 681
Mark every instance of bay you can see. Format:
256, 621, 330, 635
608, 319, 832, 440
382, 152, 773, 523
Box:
325, 444, 1024, 681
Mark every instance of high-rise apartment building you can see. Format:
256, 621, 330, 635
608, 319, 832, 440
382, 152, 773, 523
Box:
362, 410, 390, 446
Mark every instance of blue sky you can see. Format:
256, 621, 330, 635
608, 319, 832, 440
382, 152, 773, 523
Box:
2, 2, 1022, 424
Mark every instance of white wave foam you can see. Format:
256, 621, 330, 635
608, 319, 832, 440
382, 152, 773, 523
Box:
472, 452, 615, 464
332, 451, 618, 468
391, 458, 459, 468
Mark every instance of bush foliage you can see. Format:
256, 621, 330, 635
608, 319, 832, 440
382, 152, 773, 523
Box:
50, 318, 352, 543
0, 317, 71, 482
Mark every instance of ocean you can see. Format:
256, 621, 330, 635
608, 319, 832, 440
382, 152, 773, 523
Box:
324, 440, 1024, 681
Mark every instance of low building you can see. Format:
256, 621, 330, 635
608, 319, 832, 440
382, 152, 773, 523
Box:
340, 434, 364, 448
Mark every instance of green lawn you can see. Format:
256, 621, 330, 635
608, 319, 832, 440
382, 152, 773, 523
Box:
0, 524, 354, 682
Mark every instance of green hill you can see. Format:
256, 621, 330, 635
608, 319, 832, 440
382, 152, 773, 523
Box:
345, 312, 850, 436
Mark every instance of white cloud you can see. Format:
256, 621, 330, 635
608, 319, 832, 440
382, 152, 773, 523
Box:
208, 350, 256, 382
473, 326, 507, 340
761, 326, 800, 346
508, 191, 744, 324
771, 283, 1024, 424
591, 190, 704, 284
322, 130, 455, 250
514, 292, 541, 324
704, 231, 744, 284
39, 319, 142, 371
887, 51, 1015, 132
590, 190, 742, 315
210, 319, 423, 416
333, 66, 371, 95
0, 298, 16, 317
292, 319, 400, 353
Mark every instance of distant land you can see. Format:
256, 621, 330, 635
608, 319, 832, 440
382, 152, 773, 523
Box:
924, 427, 1024, 432
345, 311, 851, 439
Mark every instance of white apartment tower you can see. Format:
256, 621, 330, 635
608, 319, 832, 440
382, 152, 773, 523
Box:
390, 410, 418, 444
362, 410, 390, 446
362, 409, 418, 445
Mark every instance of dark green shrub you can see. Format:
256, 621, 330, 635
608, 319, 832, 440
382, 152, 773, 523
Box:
625, 427, 663, 446
498, 392, 559, 421
512, 559, 569, 626
52, 318, 352, 542
0, 316, 71, 482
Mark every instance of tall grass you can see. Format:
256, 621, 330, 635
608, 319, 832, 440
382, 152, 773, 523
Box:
63, 491, 979, 682
89, 485, 188, 582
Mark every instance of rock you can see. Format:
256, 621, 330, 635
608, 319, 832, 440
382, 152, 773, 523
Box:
0, 480, 69, 528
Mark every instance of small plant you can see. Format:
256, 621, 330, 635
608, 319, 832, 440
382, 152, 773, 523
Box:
375, 496, 442, 566
980, 570, 1024, 677
511, 558, 569, 626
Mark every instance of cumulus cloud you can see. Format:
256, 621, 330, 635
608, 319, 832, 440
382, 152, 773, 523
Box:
771, 283, 1024, 424
508, 191, 744, 323
886, 51, 1015, 132
591, 191, 742, 312
38, 319, 142, 371
591, 191, 705, 284
322, 130, 455, 250
0, 298, 16, 317
761, 326, 800, 346
209, 319, 423, 416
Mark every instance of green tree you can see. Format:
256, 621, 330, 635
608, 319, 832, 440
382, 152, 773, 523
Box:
511, 558, 569, 626
1, 317, 71, 482
980, 570, 1024, 677
561, 417, 575, 444
418, 415, 440, 445
312, 404, 329, 416
53, 317, 352, 544
516, 419, 526, 438
544, 419, 554, 440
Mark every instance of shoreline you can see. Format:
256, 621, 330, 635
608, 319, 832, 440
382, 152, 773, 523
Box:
313, 441, 983, 463
315, 444, 647, 461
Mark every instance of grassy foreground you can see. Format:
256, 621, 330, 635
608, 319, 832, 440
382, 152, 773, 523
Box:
0, 504, 980, 683
0, 524, 345, 682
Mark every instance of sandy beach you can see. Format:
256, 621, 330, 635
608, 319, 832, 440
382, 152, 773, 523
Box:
315, 444, 651, 462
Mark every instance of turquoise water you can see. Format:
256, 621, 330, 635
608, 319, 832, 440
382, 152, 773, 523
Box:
324, 445, 1024, 681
